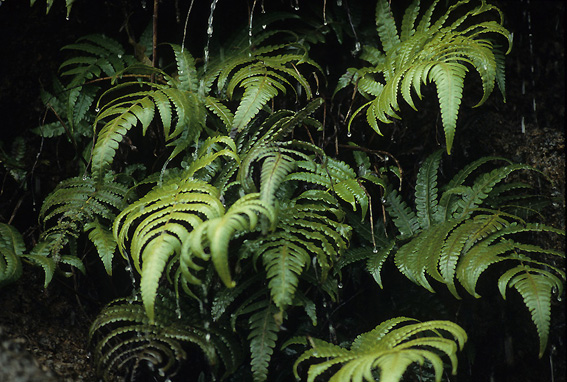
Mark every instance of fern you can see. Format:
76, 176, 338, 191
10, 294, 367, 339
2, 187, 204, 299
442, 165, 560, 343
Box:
294, 317, 467, 382
381, 151, 565, 357
90, 289, 242, 381
339, 0, 512, 153
27, 176, 128, 285
0, 223, 24, 288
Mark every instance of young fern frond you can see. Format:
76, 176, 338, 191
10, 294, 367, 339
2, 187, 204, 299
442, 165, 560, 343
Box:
0, 223, 24, 288
340, 0, 512, 153
294, 317, 467, 382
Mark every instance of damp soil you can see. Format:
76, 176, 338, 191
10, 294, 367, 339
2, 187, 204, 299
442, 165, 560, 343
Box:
0, 1, 564, 382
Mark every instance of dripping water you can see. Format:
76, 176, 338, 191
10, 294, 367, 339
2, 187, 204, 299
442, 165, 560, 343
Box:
181, 0, 196, 53
521, 0, 537, 133
343, 0, 360, 55
249, 0, 259, 53
204, 0, 220, 70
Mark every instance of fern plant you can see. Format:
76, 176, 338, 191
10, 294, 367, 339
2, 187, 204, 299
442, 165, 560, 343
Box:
293, 317, 467, 382
0, 223, 25, 288
378, 150, 565, 357
336, 0, 512, 153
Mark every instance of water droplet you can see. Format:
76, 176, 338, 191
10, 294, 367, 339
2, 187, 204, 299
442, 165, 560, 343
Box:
558, 295, 562, 302
117, 54, 122, 59
125, 266, 131, 272
380, 198, 387, 204
347, 131, 352, 138
338, 282, 343, 289
179, 70, 183, 74
207, 25, 213, 36
337, 0, 342, 6
65, 16, 69, 21
373, 247, 378, 254
384, 156, 389, 162
354, 42, 361, 52
95, 107, 100, 112
521, 116, 525, 134
205, 333, 211, 341
262, 24, 267, 29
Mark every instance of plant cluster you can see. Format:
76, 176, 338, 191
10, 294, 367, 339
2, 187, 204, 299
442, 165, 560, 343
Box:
1, 1, 564, 381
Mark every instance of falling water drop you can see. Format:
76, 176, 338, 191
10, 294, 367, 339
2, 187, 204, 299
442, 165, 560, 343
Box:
347, 131, 352, 138
521, 116, 525, 134
338, 282, 343, 289
65, 16, 69, 21
204, 0, 219, 70
337, 0, 342, 6
142, 0, 147, 9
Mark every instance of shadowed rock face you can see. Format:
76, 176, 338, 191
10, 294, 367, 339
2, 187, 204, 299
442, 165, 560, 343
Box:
0, 326, 57, 382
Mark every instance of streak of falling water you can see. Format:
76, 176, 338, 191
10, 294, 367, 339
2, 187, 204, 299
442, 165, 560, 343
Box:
181, 0, 196, 53
204, 0, 220, 70
344, 0, 360, 55
249, 0, 259, 54
521, 0, 537, 133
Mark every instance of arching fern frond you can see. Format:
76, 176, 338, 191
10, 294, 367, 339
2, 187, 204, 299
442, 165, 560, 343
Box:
187, 193, 277, 288
92, 83, 205, 180
90, 290, 242, 381
113, 175, 224, 321
294, 317, 467, 382
340, 0, 512, 153
383, 151, 565, 357
27, 176, 128, 285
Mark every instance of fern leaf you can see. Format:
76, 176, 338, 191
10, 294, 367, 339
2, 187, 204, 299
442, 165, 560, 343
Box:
428, 62, 466, 154
295, 317, 466, 382
259, 151, 297, 205
415, 150, 442, 229
384, 188, 420, 239
499, 266, 563, 357
85, 219, 117, 275
248, 300, 280, 382
231, 72, 282, 133
366, 241, 395, 288
0, 223, 24, 287
187, 193, 276, 288
375, 0, 401, 54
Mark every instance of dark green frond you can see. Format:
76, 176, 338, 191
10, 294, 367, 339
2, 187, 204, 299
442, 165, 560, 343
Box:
0, 223, 24, 288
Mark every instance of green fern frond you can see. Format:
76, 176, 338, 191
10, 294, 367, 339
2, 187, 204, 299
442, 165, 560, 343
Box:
248, 300, 280, 382
60, 34, 135, 87
252, 191, 351, 309
346, 0, 512, 154
92, 84, 205, 180
415, 149, 443, 229
188, 193, 276, 288
498, 266, 564, 357
0, 223, 24, 288
294, 317, 467, 382
90, 290, 242, 380
384, 187, 420, 239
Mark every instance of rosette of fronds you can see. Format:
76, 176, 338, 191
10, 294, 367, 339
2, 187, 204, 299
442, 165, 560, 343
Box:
90, 289, 242, 381
377, 150, 565, 357
293, 317, 467, 382
335, 0, 512, 153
